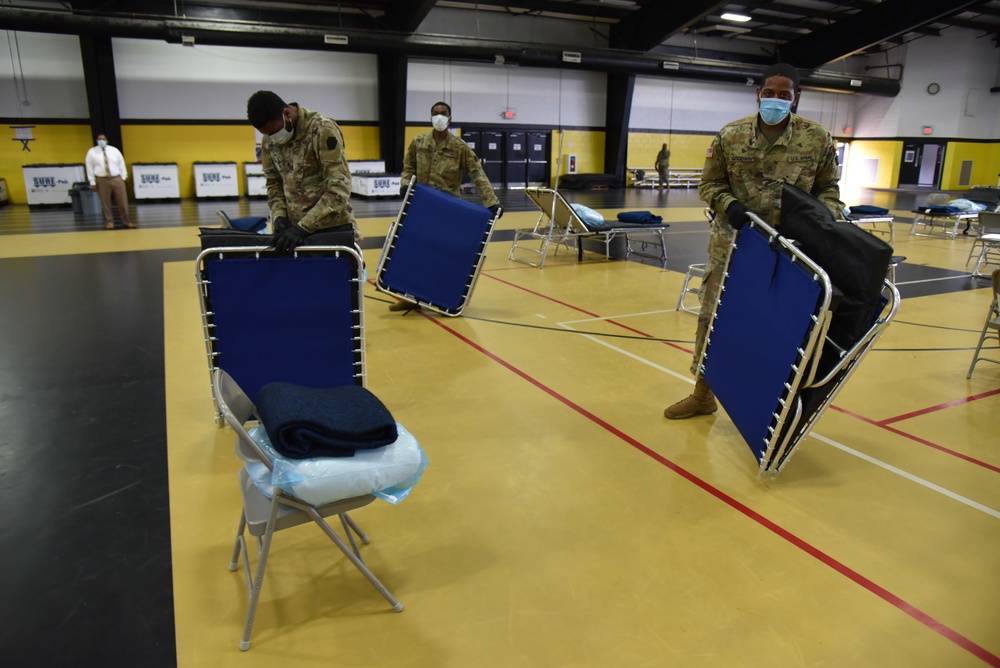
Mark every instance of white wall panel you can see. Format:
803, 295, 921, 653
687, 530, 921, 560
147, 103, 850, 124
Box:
633, 76, 848, 134
0, 31, 87, 118
113, 38, 378, 121
406, 61, 606, 127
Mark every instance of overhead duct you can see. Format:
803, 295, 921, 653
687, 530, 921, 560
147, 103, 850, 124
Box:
0, 6, 900, 96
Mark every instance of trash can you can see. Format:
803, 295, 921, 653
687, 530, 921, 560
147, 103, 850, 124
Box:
70, 182, 102, 216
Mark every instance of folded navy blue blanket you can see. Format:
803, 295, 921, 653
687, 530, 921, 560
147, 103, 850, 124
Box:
616, 211, 665, 225
915, 205, 960, 215
848, 205, 889, 216
255, 382, 398, 459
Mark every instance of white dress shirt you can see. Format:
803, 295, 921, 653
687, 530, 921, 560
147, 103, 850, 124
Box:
85, 144, 128, 185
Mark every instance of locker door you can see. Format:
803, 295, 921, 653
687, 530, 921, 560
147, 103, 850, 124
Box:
461, 130, 481, 190
526, 132, 548, 186
482, 131, 504, 187
505, 132, 527, 188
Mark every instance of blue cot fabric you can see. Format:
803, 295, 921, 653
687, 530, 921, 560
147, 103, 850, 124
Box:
380, 184, 493, 311
917, 205, 961, 215
255, 382, 398, 459
703, 226, 823, 464
206, 255, 360, 401
616, 211, 664, 225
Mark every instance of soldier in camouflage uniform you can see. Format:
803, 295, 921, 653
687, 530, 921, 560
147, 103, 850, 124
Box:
389, 101, 501, 312
664, 63, 844, 420
246, 91, 358, 254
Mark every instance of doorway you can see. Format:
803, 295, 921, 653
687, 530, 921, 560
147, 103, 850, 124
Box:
898, 141, 945, 188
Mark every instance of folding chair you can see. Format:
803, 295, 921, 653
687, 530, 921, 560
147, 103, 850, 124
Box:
213, 368, 403, 651
676, 208, 713, 314
967, 269, 1000, 378
195, 227, 363, 424
510, 187, 668, 268
702, 197, 898, 478
216, 210, 269, 233
965, 211, 1000, 278
375, 180, 499, 316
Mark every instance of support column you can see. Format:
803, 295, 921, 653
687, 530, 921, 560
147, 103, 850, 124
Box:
604, 72, 635, 186
378, 54, 408, 174
79, 34, 123, 149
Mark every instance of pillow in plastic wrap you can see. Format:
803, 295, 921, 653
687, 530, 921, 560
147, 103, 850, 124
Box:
244, 423, 428, 505
570, 203, 604, 227
947, 198, 986, 212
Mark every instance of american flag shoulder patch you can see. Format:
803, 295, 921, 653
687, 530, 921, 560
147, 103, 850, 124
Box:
706, 148, 713, 158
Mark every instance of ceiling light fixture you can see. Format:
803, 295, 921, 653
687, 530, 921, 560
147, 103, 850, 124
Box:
721, 13, 752, 22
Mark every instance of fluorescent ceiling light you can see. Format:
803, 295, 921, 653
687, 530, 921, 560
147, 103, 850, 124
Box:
721, 13, 752, 22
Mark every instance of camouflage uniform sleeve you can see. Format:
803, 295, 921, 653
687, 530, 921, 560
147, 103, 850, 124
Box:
811, 136, 845, 219
261, 146, 288, 220
461, 142, 499, 208
295, 122, 353, 234
698, 133, 738, 217
400, 138, 416, 188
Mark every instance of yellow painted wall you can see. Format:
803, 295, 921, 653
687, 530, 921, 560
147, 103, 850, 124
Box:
844, 140, 902, 190
626, 132, 713, 171
0, 124, 94, 204
123, 124, 381, 199
941, 142, 1000, 190
0, 123, 380, 203
551, 130, 605, 186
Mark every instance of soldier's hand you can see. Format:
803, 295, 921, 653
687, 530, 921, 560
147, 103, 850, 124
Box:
399, 185, 407, 197
273, 216, 291, 234
274, 225, 308, 254
726, 201, 750, 230
489, 204, 502, 219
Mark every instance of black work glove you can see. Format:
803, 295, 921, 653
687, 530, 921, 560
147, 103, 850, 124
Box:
399, 185, 408, 197
726, 201, 750, 230
489, 204, 502, 219
274, 225, 308, 254
272, 216, 291, 234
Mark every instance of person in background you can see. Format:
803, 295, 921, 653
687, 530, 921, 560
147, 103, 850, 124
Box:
85, 134, 133, 230
655, 142, 671, 190
663, 62, 843, 420
246, 90, 358, 254
392, 101, 502, 312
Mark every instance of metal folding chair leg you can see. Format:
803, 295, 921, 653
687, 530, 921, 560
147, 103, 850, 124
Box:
677, 263, 706, 314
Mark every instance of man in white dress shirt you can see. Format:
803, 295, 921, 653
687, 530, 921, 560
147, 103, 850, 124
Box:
85, 134, 134, 229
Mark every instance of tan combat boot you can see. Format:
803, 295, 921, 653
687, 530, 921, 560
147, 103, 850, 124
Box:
663, 377, 718, 420
389, 299, 421, 312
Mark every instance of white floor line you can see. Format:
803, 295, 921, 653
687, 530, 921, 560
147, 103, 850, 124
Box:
558, 309, 678, 325
811, 433, 1000, 520
556, 323, 693, 384
558, 318, 1000, 518
894, 275, 972, 286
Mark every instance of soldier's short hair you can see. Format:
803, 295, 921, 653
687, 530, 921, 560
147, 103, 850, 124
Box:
431, 101, 452, 116
247, 90, 288, 128
760, 63, 801, 92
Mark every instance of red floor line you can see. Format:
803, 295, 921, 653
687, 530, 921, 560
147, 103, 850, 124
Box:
424, 314, 1000, 667
830, 405, 1000, 475
879, 387, 1000, 425
484, 272, 694, 354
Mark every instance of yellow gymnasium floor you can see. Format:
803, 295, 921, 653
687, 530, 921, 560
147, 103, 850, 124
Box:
3, 199, 999, 666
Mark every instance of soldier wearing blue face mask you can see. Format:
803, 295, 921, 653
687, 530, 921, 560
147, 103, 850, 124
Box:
664, 63, 844, 420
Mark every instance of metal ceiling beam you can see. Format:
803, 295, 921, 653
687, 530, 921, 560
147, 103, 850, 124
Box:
779, 0, 982, 68
448, 0, 630, 21
609, 0, 729, 51
384, 0, 435, 32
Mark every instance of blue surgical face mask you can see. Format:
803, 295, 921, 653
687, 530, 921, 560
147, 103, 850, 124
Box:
97, 139, 108, 148
759, 98, 792, 126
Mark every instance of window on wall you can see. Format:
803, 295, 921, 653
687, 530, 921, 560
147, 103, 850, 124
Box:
860, 158, 879, 185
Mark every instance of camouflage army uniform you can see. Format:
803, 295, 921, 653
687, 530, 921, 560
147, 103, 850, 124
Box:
261, 104, 358, 238
401, 131, 499, 208
690, 113, 843, 375
655, 146, 670, 187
